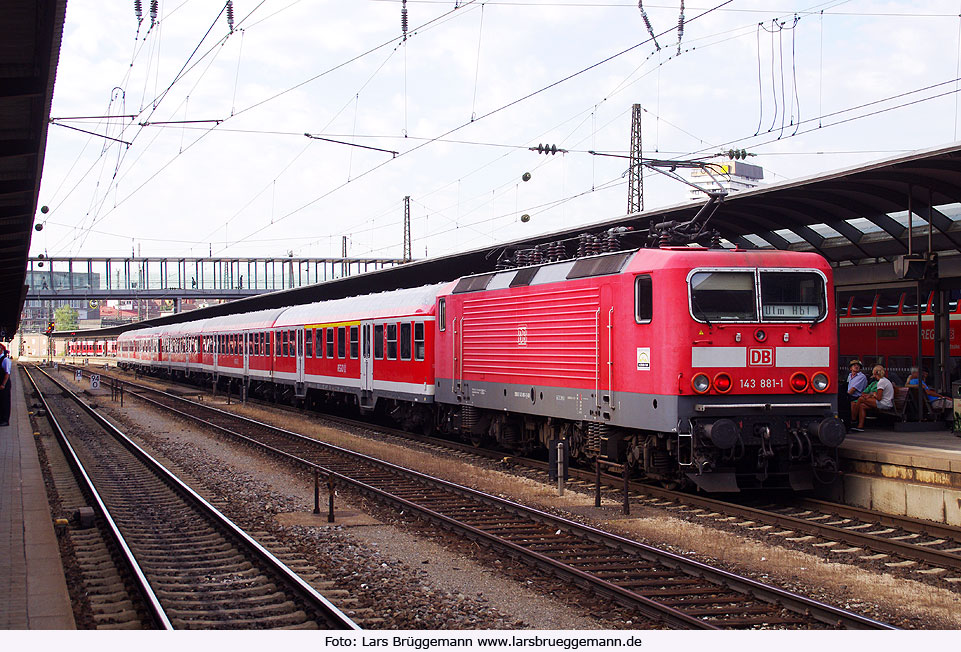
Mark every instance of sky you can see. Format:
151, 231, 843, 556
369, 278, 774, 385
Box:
31, 0, 961, 264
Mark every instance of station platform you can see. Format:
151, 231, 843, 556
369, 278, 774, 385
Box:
827, 425, 961, 526
0, 362, 75, 629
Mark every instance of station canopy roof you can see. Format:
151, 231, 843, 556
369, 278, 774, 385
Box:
0, 0, 64, 340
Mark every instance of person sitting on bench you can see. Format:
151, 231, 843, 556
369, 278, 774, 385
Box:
850, 364, 894, 432
905, 368, 952, 413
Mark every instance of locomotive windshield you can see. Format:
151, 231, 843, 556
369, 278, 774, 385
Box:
759, 271, 826, 321
690, 269, 826, 323
690, 272, 757, 321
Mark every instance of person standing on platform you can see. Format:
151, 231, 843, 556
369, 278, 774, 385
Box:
0, 343, 11, 426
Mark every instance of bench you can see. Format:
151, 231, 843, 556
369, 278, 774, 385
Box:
875, 386, 950, 424
875, 387, 908, 422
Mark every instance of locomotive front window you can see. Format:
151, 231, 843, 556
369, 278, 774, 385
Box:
759, 272, 826, 321
690, 272, 757, 321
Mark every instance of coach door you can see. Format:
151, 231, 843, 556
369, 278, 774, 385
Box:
358, 322, 374, 409
361, 323, 374, 393
243, 332, 250, 375
296, 327, 305, 384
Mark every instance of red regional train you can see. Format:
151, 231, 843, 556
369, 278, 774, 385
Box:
66, 338, 117, 357
117, 246, 844, 492
838, 287, 961, 385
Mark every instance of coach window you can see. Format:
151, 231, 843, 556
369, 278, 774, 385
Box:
326, 328, 334, 358
414, 322, 425, 361
337, 326, 346, 358
350, 326, 359, 359
315, 329, 323, 358
374, 324, 384, 359
635, 275, 653, 323
902, 291, 929, 315
281, 330, 288, 357
949, 290, 961, 313
306, 329, 313, 357
846, 292, 874, 317
386, 323, 398, 360
401, 322, 412, 360
438, 299, 446, 331
875, 289, 903, 315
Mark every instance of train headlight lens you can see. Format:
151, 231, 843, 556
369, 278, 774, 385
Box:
713, 372, 732, 393
790, 372, 809, 392
812, 372, 830, 392
692, 373, 711, 394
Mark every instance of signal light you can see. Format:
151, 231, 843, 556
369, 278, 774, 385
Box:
713, 372, 732, 394
790, 372, 809, 393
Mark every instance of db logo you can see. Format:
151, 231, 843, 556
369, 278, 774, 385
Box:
517, 325, 528, 347
749, 348, 773, 366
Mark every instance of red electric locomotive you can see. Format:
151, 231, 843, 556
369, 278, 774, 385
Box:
434, 247, 843, 491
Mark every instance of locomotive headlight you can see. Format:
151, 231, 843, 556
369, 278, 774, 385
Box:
790, 372, 809, 392
692, 373, 711, 394
812, 372, 830, 393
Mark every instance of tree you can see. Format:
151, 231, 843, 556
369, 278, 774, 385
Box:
53, 305, 78, 331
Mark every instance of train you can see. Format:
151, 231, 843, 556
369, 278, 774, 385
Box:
113, 244, 844, 493
838, 287, 961, 386
66, 338, 117, 357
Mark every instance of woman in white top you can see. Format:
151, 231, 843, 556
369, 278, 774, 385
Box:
850, 365, 894, 432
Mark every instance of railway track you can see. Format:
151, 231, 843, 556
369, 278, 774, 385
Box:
64, 364, 961, 591
71, 368, 894, 629
25, 365, 360, 630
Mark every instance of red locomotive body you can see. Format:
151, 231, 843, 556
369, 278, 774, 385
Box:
435, 247, 842, 491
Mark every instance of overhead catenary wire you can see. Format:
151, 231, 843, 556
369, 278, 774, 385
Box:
43, 0, 961, 262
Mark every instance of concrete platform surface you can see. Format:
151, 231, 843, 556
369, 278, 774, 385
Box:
0, 361, 75, 629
